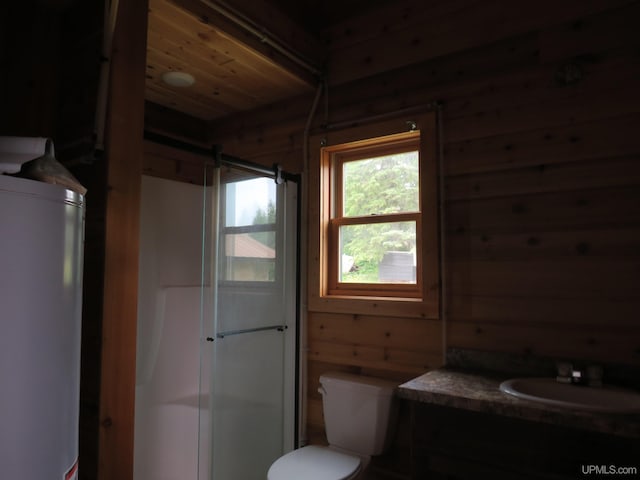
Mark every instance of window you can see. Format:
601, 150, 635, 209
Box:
326, 132, 421, 297
220, 176, 277, 282
313, 113, 439, 307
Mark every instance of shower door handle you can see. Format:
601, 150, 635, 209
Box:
215, 324, 288, 339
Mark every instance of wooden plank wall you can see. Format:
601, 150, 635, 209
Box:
3, 0, 633, 478
0, 1, 62, 137
205, 1, 640, 467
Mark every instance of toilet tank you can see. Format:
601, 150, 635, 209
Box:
319, 372, 398, 456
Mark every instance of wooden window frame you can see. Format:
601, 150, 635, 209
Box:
326, 133, 423, 297
308, 112, 440, 318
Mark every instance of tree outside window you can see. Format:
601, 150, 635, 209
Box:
324, 131, 425, 298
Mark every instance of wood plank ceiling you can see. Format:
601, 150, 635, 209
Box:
145, 0, 397, 123
145, 0, 319, 122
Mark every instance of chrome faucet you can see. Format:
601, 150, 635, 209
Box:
572, 366, 586, 384
556, 362, 603, 387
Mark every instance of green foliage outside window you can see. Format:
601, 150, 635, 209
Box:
251, 200, 276, 248
341, 151, 419, 282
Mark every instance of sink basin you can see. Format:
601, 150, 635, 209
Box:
499, 378, 640, 413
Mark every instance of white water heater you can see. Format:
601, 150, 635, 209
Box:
0, 168, 85, 477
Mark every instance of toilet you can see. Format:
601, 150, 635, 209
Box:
268, 372, 398, 480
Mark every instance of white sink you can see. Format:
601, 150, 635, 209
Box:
499, 378, 640, 413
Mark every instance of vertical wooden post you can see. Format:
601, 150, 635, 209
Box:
98, 0, 148, 478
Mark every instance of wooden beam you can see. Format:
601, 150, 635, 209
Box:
98, 0, 148, 478
144, 101, 210, 143
217, 0, 325, 63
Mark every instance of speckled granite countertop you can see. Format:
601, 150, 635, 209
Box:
398, 367, 640, 438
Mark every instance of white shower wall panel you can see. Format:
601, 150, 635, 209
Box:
134, 176, 207, 480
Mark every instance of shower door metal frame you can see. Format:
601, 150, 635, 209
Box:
199, 151, 301, 480
141, 131, 302, 479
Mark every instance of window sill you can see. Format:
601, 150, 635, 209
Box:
326, 294, 423, 302
308, 292, 438, 319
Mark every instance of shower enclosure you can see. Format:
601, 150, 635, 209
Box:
134, 154, 299, 480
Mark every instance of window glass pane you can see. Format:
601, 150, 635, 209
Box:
222, 176, 277, 282
224, 232, 276, 281
342, 151, 419, 217
339, 221, 416, 284
225, 178, 276, 227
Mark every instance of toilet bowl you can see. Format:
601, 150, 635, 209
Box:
267, 372, 398, 480
267, 445, 361, 480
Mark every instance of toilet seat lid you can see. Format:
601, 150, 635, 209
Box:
268, 445, 361, 480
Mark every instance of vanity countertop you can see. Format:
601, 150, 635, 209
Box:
397, 367, 640, 438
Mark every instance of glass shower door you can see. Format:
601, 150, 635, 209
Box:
199, 164, 298, 480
